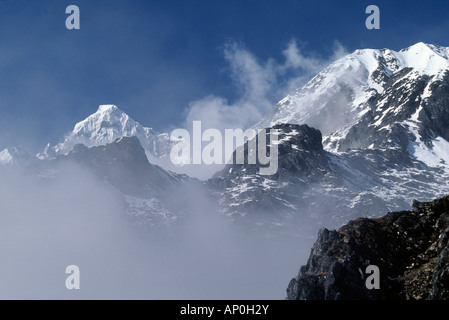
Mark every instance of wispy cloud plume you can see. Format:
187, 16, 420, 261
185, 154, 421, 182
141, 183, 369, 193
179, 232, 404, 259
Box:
184, 40, 349, 131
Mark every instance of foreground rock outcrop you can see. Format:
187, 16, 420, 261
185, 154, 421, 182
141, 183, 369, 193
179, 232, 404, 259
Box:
287, 195, 449, 299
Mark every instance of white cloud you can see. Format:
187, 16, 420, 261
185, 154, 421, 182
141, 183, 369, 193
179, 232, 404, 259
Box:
185, 96, 263, 132
282, 40, 322, 74
184, 39, 349, 131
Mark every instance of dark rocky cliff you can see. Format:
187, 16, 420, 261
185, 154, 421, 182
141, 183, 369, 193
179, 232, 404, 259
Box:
287, 195, 449, 300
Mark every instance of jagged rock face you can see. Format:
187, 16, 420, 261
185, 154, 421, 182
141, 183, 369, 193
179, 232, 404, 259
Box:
286, 195, 449, 300
208, 124, 334, 226
420, 73, 449, 142
335, 70, 449, 153
213, 123, 328, 181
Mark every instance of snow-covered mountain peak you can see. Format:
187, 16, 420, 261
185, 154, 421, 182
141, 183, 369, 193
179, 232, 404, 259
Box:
400, 42, 447, 58
259, 42, 449, 148
0, 146, 32, 166
97, 104, 119, 113
37, 105, 172, 161
72, 104, 140, 140
397, 42, 449, 74
347, 42, 449, 76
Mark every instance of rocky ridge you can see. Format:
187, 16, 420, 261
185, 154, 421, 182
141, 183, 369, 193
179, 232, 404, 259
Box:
287, 195, 449, 300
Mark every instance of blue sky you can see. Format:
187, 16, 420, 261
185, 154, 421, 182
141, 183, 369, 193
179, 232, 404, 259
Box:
1, 0, 449, 151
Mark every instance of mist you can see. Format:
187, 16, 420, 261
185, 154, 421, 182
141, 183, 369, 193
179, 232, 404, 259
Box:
0, 163, 315, 299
